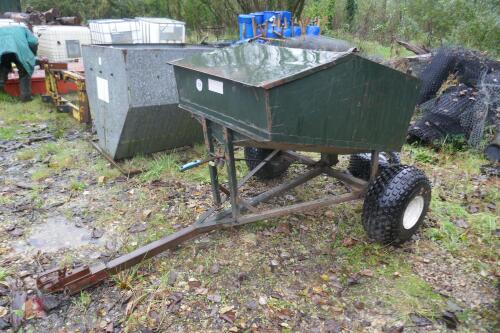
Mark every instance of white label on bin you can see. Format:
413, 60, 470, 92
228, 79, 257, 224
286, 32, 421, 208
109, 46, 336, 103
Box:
98, 57, 102, 65
208, 79, 223, 94
196, 79, 203, 92
96, 77, 109, 103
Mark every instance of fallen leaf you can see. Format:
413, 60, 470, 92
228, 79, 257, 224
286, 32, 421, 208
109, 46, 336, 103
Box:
207, 294, 221, 303
210, 263, 220, 274
359, 269, 374, 277
220, 310, 236, 323
347, 275, 360, 286
354, 300, 365, 310
342, 237, 357, 247
188, 279, 201, 289
91, 228, 104, 239
410, 313, 432, 327
312, 285, 323, 294
385, 326, 404, 333
453, 219, 468, 229
219, 305, 234, 314
142, 209, 152, 219
276, 223, 291, 234
320, 274, 330, 282
441, 310, 459, 329
129, 223, 147, 233
24, 297, 45, 319
467, 205, 480, 214
194, 288, 208, 295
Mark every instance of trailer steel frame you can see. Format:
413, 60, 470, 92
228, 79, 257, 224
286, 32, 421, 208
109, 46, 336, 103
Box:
37, 117, 377, 294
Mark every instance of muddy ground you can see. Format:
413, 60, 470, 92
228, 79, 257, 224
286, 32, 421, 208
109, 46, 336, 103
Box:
0, 95, 498, 333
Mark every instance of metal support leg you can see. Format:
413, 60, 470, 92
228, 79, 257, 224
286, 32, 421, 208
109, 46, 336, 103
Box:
223, 127, 240, 219
202, 118, 221, 205
369, 150, 380, 182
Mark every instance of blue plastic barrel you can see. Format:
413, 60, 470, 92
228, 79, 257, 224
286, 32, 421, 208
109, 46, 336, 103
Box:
283, 27, 292, 37
238, 14, 255, 40
276, 11, 292, 26
306, 25, 321, 36
266, 26, 281, 38
263, 11, 277, 23
293, 25, 302, 36
250, 12, 264, 25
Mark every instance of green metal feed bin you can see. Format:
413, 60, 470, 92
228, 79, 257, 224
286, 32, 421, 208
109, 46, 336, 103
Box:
35, 43, 433, 295
171, 43, 420, 154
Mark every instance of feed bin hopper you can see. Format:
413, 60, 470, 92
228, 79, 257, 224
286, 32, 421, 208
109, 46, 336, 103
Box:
83, 44, 215, 160
171, 43, 420, 154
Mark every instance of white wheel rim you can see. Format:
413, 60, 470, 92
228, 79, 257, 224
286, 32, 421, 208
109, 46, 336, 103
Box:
403, 195, 425, 229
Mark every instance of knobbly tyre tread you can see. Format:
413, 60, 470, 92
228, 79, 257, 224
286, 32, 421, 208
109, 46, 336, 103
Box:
244, 147, 291, 180
362, 165, 431, 244
348, 152, 401, 180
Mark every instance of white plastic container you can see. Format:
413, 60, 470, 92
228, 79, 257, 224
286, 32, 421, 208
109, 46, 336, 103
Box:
136, 17, 186, 44
0, 19, 25, 27
34, 25, 91, 62
89, 19, 142, 44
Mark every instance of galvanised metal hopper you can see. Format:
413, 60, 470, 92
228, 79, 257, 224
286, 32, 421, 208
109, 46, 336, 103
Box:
82, 44, 216, 160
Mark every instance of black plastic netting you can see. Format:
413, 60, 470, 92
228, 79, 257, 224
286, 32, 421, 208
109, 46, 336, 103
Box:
409, 71, 500, 146
416, 48, 457, 104
408, 85, 472, 144
416, 47, 500, 104
410, 45, 500, 147
453, 49, 500, 87
461, 71, 500, 147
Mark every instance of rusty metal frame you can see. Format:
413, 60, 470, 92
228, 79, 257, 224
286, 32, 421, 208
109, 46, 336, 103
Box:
37, 117, 373, 295
42, 63, 91, 124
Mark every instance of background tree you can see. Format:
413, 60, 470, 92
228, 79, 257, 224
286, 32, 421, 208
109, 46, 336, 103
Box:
18, 0, 499, 56
345, 0, 357, 31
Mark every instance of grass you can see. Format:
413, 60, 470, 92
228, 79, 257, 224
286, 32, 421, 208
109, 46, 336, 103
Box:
0, 93, 76, 141
72, 291, 92, 313
0, 48, 498, 332
31, 166, 51, 181
138, 152, 180, 182
324, 30, 414, 59
69, 180, 87, 192
0, 267, 8, 281
91, 158, 122, 181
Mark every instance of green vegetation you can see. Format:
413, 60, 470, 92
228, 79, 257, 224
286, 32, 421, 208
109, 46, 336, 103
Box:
0, 24, 497, 332
72, 291, 92, 312
0, 92, 75, 141
69, 180, 87, 192
0, 267, 8, 281
20, 0, 499, 56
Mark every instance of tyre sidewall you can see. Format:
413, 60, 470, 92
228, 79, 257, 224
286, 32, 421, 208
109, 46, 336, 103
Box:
391, 179, 431, 243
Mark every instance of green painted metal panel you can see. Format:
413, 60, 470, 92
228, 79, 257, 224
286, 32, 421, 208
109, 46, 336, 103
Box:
172, 43, 347, 88
171, 43, 420, 153
269, 54, 419, 151
0, 0, 21, 13
173, 67, 270, 141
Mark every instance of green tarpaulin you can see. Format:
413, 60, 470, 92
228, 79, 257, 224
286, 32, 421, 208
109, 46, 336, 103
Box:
0, 26, 38, 75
